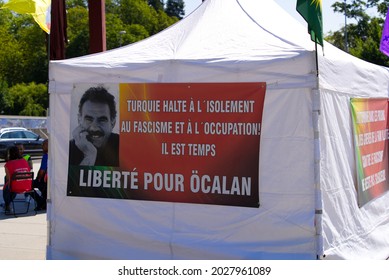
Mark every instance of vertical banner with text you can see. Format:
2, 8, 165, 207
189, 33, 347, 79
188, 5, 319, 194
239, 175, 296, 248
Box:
351, 98, 389, 206
67, 83, 266, 208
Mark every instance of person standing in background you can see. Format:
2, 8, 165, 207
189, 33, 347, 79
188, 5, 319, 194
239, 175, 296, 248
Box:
32, 139, 48, 211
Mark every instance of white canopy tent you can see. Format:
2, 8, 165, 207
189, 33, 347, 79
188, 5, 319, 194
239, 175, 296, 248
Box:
47, 0, 389, 259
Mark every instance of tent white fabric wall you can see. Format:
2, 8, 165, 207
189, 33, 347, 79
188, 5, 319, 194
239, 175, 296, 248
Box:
47, 0, 389, 259
319, 45, 389, 259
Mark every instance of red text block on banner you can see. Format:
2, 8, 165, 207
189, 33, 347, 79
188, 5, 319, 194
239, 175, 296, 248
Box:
119, 83, 266, 207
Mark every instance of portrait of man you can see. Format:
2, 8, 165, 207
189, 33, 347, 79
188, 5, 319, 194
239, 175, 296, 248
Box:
68, 86, 119, 166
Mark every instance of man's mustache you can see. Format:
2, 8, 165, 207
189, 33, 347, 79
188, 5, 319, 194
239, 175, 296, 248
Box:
85, 130, 105, 138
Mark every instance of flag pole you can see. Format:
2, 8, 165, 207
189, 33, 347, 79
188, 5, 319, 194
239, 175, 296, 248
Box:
312, 33, 323, 260
296, 0, 324, 259
315, 39, 319, 78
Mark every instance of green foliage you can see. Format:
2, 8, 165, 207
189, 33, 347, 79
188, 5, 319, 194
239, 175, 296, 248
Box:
66, 0, 88, 9
118, 0, 158, 35
0, 9, 47, 86
3, 83, 48, 116
156, 9, 179, 30
17, 20, 48, 84
376, 0, 389, 16
0, 24, 24, 86
66, 0, 180, 55
0, 79, 8, 114
349, 17, 389, 65
149, 0, 165, 11
165, 0, 185, 19
66, 6, 89, 58
0, 0, 182, 116
328, 0, 389, 66
106, 13, 149, 49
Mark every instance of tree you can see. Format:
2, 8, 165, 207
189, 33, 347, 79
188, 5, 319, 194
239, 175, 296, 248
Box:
328, 0, 389, 66
165, 0, 185, 19
105, 13, 149, 49
156, 9, 179, 31
0, 8, 47, 86
0, 18, 24, 86
118, 0, 158, 35
149, 0, 164, 11
0, 79, 8, 114
0, 0, 182, 116
65, 5, 90, 58
17, 20, 48, 84
66, 0, 88, 9
3, 83, 48, 116
349, 17, 389, 65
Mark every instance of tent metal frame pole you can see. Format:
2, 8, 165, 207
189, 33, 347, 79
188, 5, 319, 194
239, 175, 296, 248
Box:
313, 42, 324, 259
313, 89, 323, 259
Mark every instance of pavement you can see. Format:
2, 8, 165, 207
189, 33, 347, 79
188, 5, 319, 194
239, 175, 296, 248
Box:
0, 160, 47, 260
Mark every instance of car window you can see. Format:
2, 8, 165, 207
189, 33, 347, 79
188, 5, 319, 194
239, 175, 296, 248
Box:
9, 131, 25, 138
23, 131, 38, 139
0, 132, 11, 139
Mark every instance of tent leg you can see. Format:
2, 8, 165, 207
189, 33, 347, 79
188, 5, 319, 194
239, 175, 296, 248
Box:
313, 89, 323, 259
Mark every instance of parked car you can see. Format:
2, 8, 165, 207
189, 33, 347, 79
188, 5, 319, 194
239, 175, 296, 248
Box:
0, 127, 45, 160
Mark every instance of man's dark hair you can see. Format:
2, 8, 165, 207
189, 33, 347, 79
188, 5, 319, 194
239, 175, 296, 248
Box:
79, 87, 117, 120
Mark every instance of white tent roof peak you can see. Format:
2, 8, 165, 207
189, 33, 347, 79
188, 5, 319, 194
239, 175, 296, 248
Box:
54, 0, 314, 66
166, 0, 315, 59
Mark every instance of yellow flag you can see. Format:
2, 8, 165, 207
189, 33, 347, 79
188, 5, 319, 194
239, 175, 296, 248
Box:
1, 0, 51, 34
32, 0, 51, 34
2, 0, 36, 14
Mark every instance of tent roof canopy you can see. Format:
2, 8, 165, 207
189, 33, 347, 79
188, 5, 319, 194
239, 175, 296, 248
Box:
53, 0, 314, 64
50, 0, 319, 88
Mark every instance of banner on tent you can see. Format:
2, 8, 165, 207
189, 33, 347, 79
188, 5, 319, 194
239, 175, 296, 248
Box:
350, 98, 389, 207
67, 83, 266, 208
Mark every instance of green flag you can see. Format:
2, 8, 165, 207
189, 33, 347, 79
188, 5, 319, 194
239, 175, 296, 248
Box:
296, 0, 323, 46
